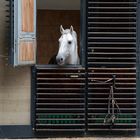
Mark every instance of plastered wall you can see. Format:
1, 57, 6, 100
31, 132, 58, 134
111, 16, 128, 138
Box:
0, 0, 31, 125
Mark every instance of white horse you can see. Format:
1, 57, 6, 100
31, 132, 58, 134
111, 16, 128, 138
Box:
56, 25, 80, 65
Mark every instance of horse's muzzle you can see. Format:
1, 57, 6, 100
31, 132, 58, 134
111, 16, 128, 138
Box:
56, 56, 64, 65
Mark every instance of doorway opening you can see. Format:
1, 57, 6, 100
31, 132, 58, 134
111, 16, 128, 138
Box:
37, 0, 81, 65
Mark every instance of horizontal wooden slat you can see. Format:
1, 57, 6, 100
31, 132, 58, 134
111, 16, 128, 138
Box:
88, 16, 136, 20
88, 57, 136, 60
88, 27, 136, 29
88, 7, 136, 9
36, 113, 85, 116
88, 31, 136, 34
88, 1, 136, 3
88, 12, 136, 14
36, 129, 84, 131
88, 129, 136, 131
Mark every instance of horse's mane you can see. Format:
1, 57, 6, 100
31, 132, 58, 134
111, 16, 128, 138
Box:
49, 54, 57, 64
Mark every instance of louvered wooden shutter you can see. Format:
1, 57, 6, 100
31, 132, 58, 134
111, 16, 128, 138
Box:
87, 0, 137, 131
33, 66, 85, 133
11, 0, 36, 66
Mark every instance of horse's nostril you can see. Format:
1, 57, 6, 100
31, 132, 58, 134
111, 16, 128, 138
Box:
56, 56, 63, 64
60, 58, 63, 61
68, 41, 71, 45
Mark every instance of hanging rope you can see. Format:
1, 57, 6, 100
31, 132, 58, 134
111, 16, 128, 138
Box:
93, 78, 113, 84
103, 75, 121, 125
93, 75, 121, 126
103, 86, 121, 125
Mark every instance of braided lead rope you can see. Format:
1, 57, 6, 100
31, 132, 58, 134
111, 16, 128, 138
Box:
104, 85, 121, 125
93, 76, 121, 126
93, 78, 113, 84
104, 87, 112, 124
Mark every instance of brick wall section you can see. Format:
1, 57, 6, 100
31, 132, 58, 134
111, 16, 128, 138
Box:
0, 0, 30, 125
37, 10, 80, 64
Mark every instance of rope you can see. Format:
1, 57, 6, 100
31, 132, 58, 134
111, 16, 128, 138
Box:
103, 85, 121, 125
93, 78, 113, 84
93, 75, 121, 126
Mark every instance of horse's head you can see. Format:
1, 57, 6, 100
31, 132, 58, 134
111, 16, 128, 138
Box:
56, 25, 78, 65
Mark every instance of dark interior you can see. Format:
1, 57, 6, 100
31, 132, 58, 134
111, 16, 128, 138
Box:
37, 10, 80, 64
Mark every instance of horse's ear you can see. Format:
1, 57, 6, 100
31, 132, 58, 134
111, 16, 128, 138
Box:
60, 25, 64, 34
70, 25, 74, 33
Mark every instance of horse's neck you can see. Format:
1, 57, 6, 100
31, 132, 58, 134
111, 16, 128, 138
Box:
69, 44, 79, 64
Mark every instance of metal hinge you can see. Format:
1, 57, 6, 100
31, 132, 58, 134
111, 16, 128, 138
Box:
136, 49, 140, 64
137, 71, 139, 79
14, 40, 17, 53
138, 119, 140, 128
137, 58, 139, 65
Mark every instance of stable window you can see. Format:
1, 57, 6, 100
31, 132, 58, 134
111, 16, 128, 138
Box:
10, 0, 85, 67
37, 0, 81, 66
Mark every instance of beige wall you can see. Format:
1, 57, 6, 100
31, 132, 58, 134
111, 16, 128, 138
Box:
0, 0, 31, 125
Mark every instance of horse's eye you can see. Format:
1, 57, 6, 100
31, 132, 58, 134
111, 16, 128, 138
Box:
68, 41, 72, 45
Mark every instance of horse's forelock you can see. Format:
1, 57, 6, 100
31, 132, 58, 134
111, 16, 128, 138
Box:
64, 29, 77, 38
61, 29, 77, 45
63, 29, 71, 34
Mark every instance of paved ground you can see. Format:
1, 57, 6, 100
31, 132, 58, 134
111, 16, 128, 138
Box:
24, 138, 138, 140
3, 138, 140, 140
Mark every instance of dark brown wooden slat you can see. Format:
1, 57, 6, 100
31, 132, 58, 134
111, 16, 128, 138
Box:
88, 17, 136, 20
88, 129, 136, 131
36, 113, 85, 116
36, 103, 85, 105
36, 129, 84, 131
88, 7, 136, 9
88, 12, 136, 14
88, 57, 136, 60
88, 1, 137, 4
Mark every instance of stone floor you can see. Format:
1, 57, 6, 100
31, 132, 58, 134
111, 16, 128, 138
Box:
4, 138, 140, 140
